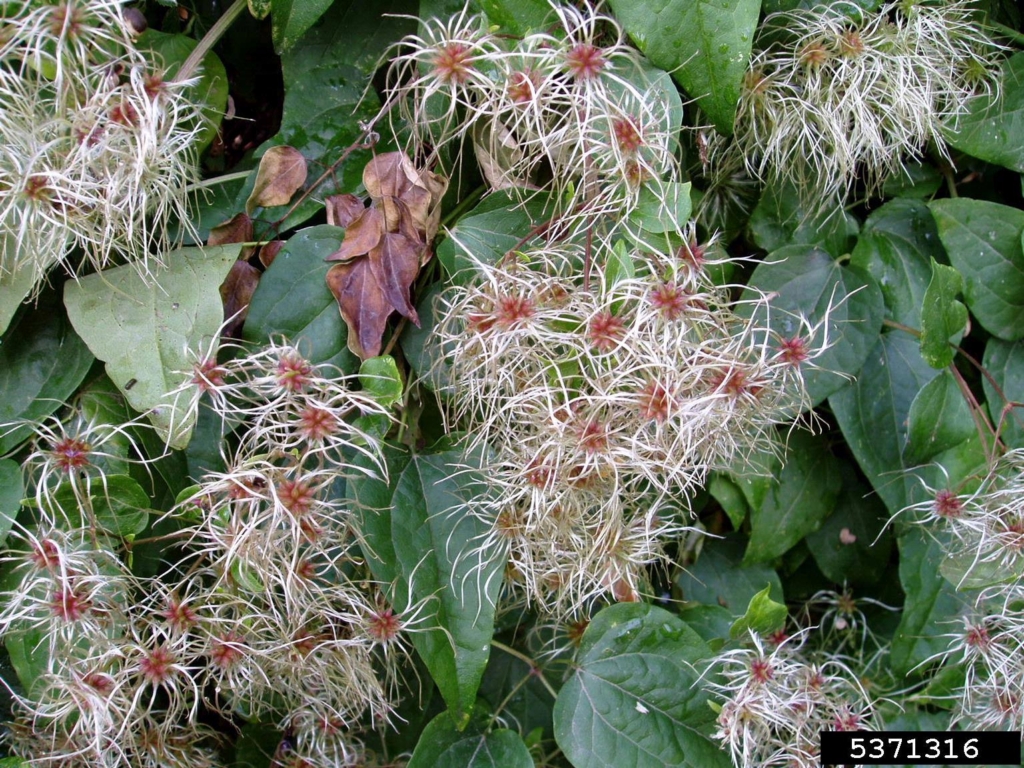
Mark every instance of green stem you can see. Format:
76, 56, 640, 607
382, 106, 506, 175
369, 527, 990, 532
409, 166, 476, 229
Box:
185, 170, 251, 193
491, 640, 559, 699
174, 0, 248, 83
990, 22, 1024, 47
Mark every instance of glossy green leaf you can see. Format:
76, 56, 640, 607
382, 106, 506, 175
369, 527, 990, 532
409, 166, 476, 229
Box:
740, 245, 884, 406
0, 460, 22, 546
748, 182, 859, 257
919, 259, 966, 369
805, 464, 893, 586
437, 190, 552, 280
270, 0, 335, 51
830, 333, 939, 515
608, 0, 759, 135
904, 372, 974, 465
244, 225, 358, 372
628, 181, 692, 236
390, 450, 501, 722
891, 527, 961, 678
0, 293, 94, 454
744, 432, 842, 564
851, 199, 945, 330
63, 245, 241, 449
553, 603, 728, 768
981, 338, 1024, 449
946, 52, 1024, 173
408, 712, 534, 768
729, 584, 787, 639
137, 30, 229, 151
677, 535, 783, 614
475, 0, 550, 33
359, 355, 403, 408
347, 445, 411, 588
929, 198, 1024, 341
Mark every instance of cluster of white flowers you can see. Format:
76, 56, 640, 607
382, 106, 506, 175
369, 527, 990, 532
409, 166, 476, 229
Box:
700, 0, 1000, 209
0, 343, 409, 767
0, 0, 205, 295
707, 632, 877, 768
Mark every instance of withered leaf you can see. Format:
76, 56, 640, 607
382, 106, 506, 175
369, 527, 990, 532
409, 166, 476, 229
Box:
369, 231, 422, 326
326, 193, 366, 228
220, 259, 261, 338
257, 240, 285, 268
208, 212, 253, 246
364, 151, 447, 241
326, 207, 384, 263
326, 260, 391, 360
246, 145, 308, 214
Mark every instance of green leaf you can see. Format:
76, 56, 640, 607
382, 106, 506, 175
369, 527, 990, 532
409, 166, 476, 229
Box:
939, 548, 1024, 592
851, 198, 945, 330
0, 293, 94, 454
475, 0, 551, 34
347, 444, 411, 587
136, 29, 230, 151
744, 431, 842, 564
981, 338, 1024, 449
5, 626, 48, 700
740, 245, 884, 406
244, 225, 358, 372
805, 463, 893, 586
478, 648, 556, 740
359, 355, 403, 408
390, 450, 502, 722
0, 460, 23, 547
628, 181, 692, 236
42, 475, 151, 538
904, 372, 974, 465
929, 198, 1024, 341
271, 0, 336, 52
553, 603, 728, 768
608, 0, 759, 135
748, 181, 859, 257
891, 527, 962, 678
729, 584, 787, 639
437, 190, 552, 280
830, 333, 939, 515
248, 0, 272, 19
919, 259, 966, 368
408, 712, 534, 768
881, 161, 943, 201
707, 474, 747, 530
676, 535, 783, 614
0, 233, 49, 336
63, 244, 241, 450
946, 52, 1024, 173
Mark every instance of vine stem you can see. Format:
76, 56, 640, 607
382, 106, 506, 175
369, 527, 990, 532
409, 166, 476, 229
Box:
491, 640, 559, 699
173, 0, 248, 83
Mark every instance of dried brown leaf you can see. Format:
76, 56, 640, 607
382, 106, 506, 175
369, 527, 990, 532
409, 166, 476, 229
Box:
220, 259, 261, 337
326, 193, 365, 228
326, 260, 391, 360
369, 231, 422, 326
246, 146, 308, 214
325, 207, 384, 263
208, 212, 253, 246
257, 240, 285, 268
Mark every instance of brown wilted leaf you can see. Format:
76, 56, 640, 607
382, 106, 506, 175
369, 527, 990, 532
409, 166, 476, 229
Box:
220, 259, 261, 338
369, 230, 423, 325
364, 151, 447, 241
326, 193, 365, 228
326, 260, 391, 360
208, 212, 253, 246
325, 207, 384, 263
257, 240, 285, 268
246, 145, 308, 214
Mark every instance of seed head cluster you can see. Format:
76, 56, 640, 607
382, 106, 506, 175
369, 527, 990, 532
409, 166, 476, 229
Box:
386, 3, 677, 230
701, 0, 1000, 209
436, 240, 823, 615
0, 0, 204, 298
0, 342, 407, 766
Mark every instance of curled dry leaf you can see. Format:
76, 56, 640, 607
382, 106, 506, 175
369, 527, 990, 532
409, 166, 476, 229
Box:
257, 240, 285, 268
326, 193, 366, 228
245, 145, 308, 214
220, 259, 261, 338
325, 152, 446, 359
208, 212, 253, 246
